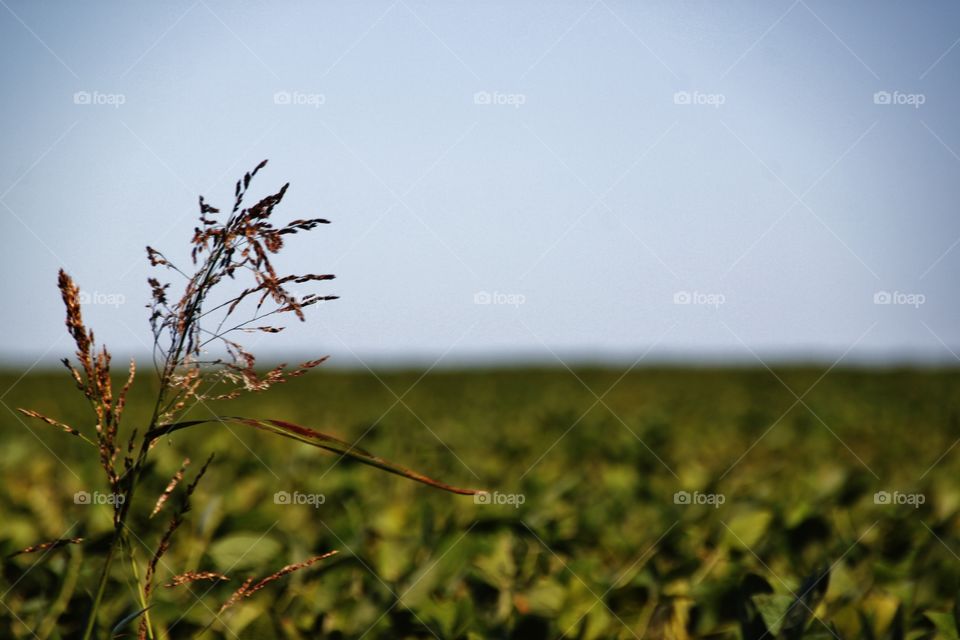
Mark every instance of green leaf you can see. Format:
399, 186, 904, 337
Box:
954, 590, 960, 639
208, 533, 282, 572
782, 565, 831, 640
925, 611, 960, 640
752, 593, 794, 636
413, 597, 473, 638
723, 510, 773, 550
523, 578, 567, 616
147, 416, 482, 494
739, 574, 774, 640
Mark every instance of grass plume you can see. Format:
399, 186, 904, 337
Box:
12, 160, 479, 639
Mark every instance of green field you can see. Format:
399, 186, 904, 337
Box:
2, 367, 959, 639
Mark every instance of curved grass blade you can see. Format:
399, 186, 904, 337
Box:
146, 417, 482, 495
110, 604, 154, 638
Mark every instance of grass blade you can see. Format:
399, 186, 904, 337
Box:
146, 417, 482, 495
110, 604, 154, 638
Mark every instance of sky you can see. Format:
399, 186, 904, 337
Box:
1, 1, 959, 369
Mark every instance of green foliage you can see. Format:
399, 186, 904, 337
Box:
2, 366, 959, 638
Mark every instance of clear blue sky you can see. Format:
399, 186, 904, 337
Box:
1, 1, 959, 368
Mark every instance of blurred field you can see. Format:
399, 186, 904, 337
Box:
2, 366, 960, 639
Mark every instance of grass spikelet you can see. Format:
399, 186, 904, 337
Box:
150, 457, 190, 518
116, 357, 136, 426
218, 577, 254, 615
218, 550, 338, 613
58, 269, 93, 388
163, 571, 230, 588
8, 537, 84, 558
16, 408, 94, 446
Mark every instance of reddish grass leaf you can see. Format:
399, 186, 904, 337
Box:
145, 417, 482, 495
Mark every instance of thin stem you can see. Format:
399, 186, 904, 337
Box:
84, 233, 229, 637
124, 534, 155, 640
81, 529, 118, 640
81, 436, 151, 640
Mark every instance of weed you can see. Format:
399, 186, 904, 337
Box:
15, 161, 479, 639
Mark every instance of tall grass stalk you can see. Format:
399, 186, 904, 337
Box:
13, 161, 479, 639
